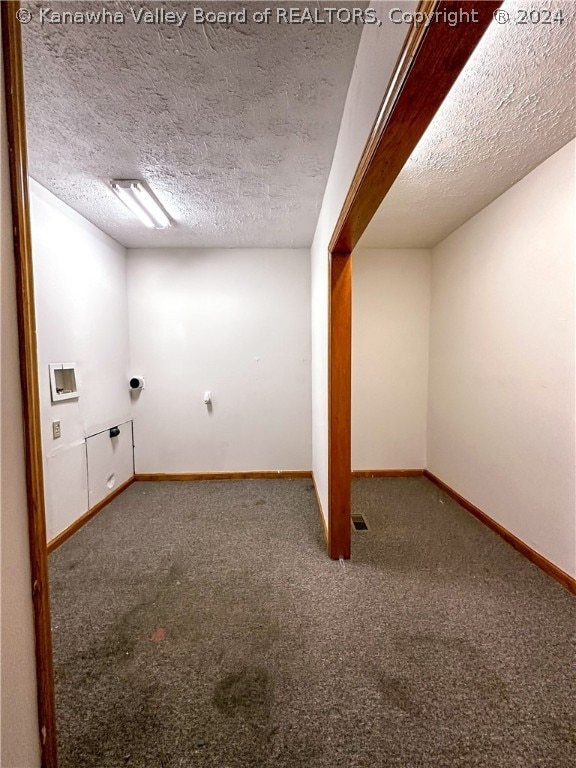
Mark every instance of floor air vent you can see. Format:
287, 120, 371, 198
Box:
351, 514, 369, 532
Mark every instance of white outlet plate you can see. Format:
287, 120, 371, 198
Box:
52, 420, 61, 439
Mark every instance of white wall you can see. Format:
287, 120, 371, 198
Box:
310, 2, 416, 522
0, 37, 41, 766
352, 249, 430, 470
428, 139, 576, 578
127, 248, 311, 473
30, 181, 132, 540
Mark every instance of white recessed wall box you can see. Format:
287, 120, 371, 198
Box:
49, 363, 79, 403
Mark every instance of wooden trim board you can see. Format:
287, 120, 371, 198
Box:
311, 473, 329, 544
49, 470, 576, 600
424, 471, 576, 595
352, 469, 424, 478
49, 472, 321, 552
49, 472, 313, 553
2, 3, 58, 765
326, 0, 501, 559
135, 471, 312, 481
47, 477, 135, 554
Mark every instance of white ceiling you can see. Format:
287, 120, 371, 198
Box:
358, 0, 576, 250
22, 1, 369, 248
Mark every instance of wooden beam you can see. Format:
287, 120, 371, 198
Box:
330, 0, 502, 254
326, 0, 501, 559
1, 1, 58, 765
328, 252, 352, 559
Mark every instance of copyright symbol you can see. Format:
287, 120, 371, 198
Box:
493, 9, 510, 24
16, 8, 32, 23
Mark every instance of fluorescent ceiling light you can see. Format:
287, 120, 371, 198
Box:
110, 180, 171, 229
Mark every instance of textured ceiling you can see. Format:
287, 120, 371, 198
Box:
358, 0, 576, 249
22, 1, 368, 248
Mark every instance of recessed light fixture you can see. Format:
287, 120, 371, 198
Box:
110, 180, 171, 229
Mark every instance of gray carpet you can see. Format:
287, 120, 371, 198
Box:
48, 477, 576, 768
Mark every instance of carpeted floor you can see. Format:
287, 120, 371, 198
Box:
48, 477, 575, 768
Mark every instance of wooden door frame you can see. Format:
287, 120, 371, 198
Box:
2, 0, 501, 762
325, 0, 501, 559
2, 2, 58, 766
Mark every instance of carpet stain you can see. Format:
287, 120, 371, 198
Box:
255, 499, 266, 506
165, 562, 184, 584
213, 666, 273, 717
393, 633, 510, 715
378, 676, 421, 716
151, 627, 166, 643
